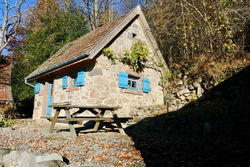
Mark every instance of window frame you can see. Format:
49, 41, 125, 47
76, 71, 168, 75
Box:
124, 72, 143, 95
66, 73, 80, 92
127, 76, 139, 91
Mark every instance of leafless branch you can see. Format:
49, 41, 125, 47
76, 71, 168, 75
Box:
0, 0, 25, 55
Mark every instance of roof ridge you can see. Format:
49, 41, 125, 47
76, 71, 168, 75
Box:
26, 6, 141, 80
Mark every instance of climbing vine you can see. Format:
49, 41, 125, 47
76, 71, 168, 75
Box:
103, 48, 116, 65
103, 39, 149, 71
121, 40, 149, 71
103, 39, 172, 95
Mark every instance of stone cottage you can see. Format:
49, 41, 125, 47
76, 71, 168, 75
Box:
0, 56, 13, 102
25, 5, 166, 119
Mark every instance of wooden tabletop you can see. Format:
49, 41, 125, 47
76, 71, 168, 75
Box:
48, 104, 121, 110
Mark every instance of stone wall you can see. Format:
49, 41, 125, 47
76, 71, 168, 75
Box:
33, 93, 44, 119
166, 74, 217, 112
33, 17, 164, 119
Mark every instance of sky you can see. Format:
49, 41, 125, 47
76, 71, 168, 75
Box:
0, 0, 35, 55
0, 0, 137, 56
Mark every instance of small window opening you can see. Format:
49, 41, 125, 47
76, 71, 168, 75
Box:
132, 33, 137, 38
128, 76, 139, 90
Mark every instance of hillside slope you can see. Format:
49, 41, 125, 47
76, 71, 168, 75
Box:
126, 66, 250, 167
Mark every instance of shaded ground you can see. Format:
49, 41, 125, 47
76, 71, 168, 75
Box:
125, 66, 250, 167
0, 120, 145, 166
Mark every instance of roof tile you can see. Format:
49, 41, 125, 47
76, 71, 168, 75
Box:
27, 13, 127, 79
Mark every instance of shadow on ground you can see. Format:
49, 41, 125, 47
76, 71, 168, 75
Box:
15, 99, 34, 118
125, 66, 250, 167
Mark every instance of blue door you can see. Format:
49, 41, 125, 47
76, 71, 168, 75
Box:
46, 82, 53, 115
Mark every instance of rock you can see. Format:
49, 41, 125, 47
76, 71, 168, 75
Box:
196, 77, 202, 83
176, 89, 190, 97
179, 96, 185, 101
188, 84, 195, 90
3, 151, 67, 167
88, 68, 103, 76
193, 82, 200, 88
201, 88, 205, 94
172, 100, 181, 106
0, 148, 11, 165
197, 87, 203, 98
171, 88, 178, 93
3, 151, 21, 167
19, 152, 36, 167
169, 106, 177, 112
36, 153, 63, 163
209, 80, 214, 85
177, 73, 182, 78
36, 160, 66, 167
176, 80, 183, 86
202, 83, 207, 89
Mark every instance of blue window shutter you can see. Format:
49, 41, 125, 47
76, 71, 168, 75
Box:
142, 78, 150, 93
77, 71, 85, 86
34, 83, 40, 94
119, 72, 128, 88
136, 79, 139, 90
62, 75, 67, 89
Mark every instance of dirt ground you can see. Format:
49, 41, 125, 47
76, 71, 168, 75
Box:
0, 119, 145, 166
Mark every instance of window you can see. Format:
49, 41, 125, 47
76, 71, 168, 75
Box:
132, 33, 137, 38
119, 72, 150, 93
128, 76, 139, 90
62, 70, 85, 90
71, 74, 77, 87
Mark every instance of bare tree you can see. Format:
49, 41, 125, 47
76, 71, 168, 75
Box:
78, 0, 117, 30
0, 0, 25, 55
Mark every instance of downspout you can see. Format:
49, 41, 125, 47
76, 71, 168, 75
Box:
24, 77, 35, 88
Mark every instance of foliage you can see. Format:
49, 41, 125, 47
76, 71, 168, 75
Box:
0, 102, 16, 120
0, 119, 14, 128
103, 40, 149, 72
120, 0, 249, 82
142, 0, 249, 79
121, 39, 149, 71
103, 47, 116, 64
10, 0, 89, 102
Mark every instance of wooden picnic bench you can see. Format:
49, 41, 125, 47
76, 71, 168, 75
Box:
41, 104, 131, 138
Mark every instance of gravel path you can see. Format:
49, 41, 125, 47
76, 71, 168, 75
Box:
0, 119, 145, 166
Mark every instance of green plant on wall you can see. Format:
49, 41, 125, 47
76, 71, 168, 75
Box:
103, 39, 149, 72
122, 39, 149, 72
103, 48, 116, 65
103, 39, 172, 95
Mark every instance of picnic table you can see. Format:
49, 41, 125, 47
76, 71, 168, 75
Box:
41, 104, 131, 138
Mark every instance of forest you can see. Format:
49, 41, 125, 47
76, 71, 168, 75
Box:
0, 0, 248, 104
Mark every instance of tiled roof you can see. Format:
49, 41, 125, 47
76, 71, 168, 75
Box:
27, 13, 128, 79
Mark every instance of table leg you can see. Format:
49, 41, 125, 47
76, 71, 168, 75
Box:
111, 110, 126, 135
65, 109, 77, 138
93, 109, 105, 132
49, 109, 60, 133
